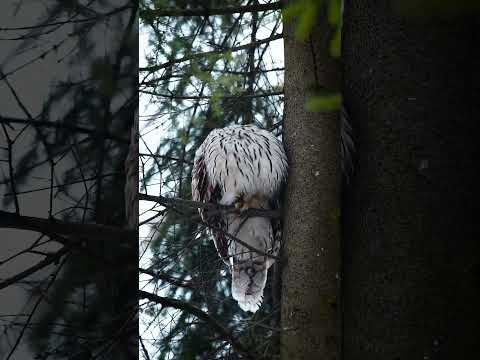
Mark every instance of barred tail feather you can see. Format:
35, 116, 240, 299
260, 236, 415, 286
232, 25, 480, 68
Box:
231, 264, 268, 313
227, 215, 275, 312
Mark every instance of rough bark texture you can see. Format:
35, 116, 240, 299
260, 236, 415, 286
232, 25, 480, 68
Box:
280, 7, 341, 360
342, 2, 480, 359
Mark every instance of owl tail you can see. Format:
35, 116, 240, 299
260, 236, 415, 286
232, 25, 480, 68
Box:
231, 263, 268, 313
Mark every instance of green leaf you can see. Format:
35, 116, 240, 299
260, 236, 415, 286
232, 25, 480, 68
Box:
281, 1, 305, 21
210, 89, 224, 118
196, 70, 212, 83
329, 27, 341, 58
305, 93, 342, 112
327, 0, 342, 26
295, 6, 318, 40
224, 49, 233, 61
177, 129, 188, 145
282, 0, 325, 40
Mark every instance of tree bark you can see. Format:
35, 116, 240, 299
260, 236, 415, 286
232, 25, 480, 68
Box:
342, 2, 480, 359
280, 5, 341, 360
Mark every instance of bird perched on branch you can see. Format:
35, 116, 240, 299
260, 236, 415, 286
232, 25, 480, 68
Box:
192, 124, 288, 312
192, 112, 354, 313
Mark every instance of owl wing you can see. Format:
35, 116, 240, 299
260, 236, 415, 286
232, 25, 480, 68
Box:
192, 150, 230, 265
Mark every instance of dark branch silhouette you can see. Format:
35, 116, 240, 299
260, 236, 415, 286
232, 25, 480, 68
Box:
143, 2, 282, 17
139, 33, 283, 73
0, 210, 136, 242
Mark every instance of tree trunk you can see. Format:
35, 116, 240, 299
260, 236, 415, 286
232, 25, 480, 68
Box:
342, 2, 480, 359
280, 6, 341, 360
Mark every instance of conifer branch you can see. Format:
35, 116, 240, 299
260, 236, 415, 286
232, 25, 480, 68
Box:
142, 2, 282, 17
139, 290, 255, 359
139, 33, 283, 73
139, 193, 281, 219
139, 90, 284, 100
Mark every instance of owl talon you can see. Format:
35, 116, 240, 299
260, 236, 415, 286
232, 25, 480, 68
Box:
234, 201, 243, 210
234, 193, 244, 212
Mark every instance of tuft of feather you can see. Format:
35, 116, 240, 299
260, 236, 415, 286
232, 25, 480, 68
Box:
231, 263, 267, 313
227, 215, 274, 313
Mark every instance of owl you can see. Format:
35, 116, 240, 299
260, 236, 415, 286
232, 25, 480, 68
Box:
192, 124, 288, 312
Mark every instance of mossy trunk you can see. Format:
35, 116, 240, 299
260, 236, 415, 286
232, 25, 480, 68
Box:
280, 5, 341, 360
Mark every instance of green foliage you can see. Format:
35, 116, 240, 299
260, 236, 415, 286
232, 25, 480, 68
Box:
329, 27, 341, 58
283, 0, 343, 114
327, 0, 341, 25
305, 93, 342, 112
282, 0, 343, 58
282, 0, 322, 40
327, 0, 342, 58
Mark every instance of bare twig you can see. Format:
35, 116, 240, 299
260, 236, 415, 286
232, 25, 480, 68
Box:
140, 268, 195, 289
0, 245, 71, 290
1, 123, 19, 214
0, 116, 129, 143
139, 336, 152, 360
5, 256, 68, 360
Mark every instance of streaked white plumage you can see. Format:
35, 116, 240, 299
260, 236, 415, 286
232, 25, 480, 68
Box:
192, 124, 288, 312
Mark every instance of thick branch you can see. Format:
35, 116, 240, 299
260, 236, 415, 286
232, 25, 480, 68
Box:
139, 290, 254, 359
0, 116, 129, 143
0, 210, 135, 242
138, 193, 280, 218
0, 5, 133, 31
139, 33, 283, 73
143, 2, 282, 17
